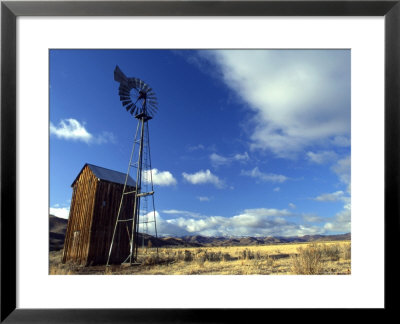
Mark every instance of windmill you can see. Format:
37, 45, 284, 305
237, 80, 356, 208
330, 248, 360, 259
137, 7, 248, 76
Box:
106, 65, 158, 266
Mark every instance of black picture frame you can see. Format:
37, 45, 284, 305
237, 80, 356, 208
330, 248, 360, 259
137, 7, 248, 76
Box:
1, 0, 399, 322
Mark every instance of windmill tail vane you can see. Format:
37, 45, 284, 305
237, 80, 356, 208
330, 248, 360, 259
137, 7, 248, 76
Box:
114, 65, 128, 84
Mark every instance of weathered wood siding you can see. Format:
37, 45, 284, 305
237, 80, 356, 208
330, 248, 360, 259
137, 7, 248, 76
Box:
62, 165, 98, 265
62, 165, 136, 266
87, 180, 136, 265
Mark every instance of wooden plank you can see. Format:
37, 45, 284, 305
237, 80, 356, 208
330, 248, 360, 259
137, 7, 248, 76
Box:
88, 181, 136, 265
63, 165, 97, 265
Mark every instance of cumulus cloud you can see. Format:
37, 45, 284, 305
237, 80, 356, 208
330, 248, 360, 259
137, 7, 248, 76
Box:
241, 167, 288, 183
50, 119, 92, 142
50, 118, 115, 144
182, 169, 224, 188
200, 50, 350, 158
50, 206, 70, 219
159, 207, 322, 237
143, 169, 177, 186
314, 190, 347, 202
210, 152, 249, 167
314, 187, 351, 233
332, 155, 351, 185
143, 207, 350, 237
323, 202, 351, 233
209, 153, 229, 166
138, 211, 191, 237
306, 151, 338, 164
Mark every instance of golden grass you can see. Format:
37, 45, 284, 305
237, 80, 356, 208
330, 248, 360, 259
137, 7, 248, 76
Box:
49, 241, 351, 275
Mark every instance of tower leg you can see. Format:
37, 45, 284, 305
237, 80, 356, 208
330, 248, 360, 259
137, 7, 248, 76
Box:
106, 121, 140, 266
129, 116, 146, 264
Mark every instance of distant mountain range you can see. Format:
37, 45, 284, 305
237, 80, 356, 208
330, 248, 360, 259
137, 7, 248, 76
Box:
49, 214, 351, 251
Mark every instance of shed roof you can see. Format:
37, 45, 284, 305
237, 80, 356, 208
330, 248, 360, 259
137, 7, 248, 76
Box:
71, 163, 136, 187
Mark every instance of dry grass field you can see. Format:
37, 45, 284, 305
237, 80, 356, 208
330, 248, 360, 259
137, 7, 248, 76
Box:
50, 240, 351, 275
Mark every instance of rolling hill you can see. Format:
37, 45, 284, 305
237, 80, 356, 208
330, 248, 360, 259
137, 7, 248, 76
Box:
49, 214, 351, 251
49, 214, 68, 251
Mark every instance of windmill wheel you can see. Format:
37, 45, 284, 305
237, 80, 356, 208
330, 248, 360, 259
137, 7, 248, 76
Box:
114, 65, 158, 117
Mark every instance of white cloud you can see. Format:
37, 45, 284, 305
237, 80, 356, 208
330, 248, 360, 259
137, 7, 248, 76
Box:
187, 144, 205, 152
197, 196, 211, 202
139, 211, 191, 237
94, 131, 116, 145
273, 187, 280, 192
302, 214, 324, 223
234, 152, 250, 161
331, 136, 351, 147
241, 167, 288, 183
332, 155, 351, 185
201, 50, 350, 158
314, 187, 351, 234
50, 206, 70, 219
289, 203, 296, 209
50, 119, 92, 142
314, 190, 347, 202
210, 152, 249, 167
158, 207, 323, 237
50, 118, 115, 144
182, 169, 224, 188
323, 203, 351, 233
306, 150, 338, 164
143, 169, 177, 186
209, 153, 230, 166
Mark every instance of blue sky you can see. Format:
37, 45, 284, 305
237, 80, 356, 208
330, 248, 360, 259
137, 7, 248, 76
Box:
49, 49, 351, 237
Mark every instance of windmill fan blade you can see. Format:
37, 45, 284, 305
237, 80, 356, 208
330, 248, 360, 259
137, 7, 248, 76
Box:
148, 100, 157, 107
119, 90, 130, 97
114, 65, 128, 83
132, 78, 140, 89
128, 78, 136, 87
119, 84, 131, 92
143, 84, 150, 92
119, 85, 130, 91
149, 102, 158, 107
114, 70, 158, 118
149, 106, 158, 113
119, 80, 130, 88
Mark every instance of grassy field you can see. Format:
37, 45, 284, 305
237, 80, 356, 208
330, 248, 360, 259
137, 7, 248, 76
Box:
49, 240, 351, 275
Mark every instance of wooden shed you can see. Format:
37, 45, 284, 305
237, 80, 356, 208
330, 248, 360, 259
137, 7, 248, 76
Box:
62, 163, 137, 266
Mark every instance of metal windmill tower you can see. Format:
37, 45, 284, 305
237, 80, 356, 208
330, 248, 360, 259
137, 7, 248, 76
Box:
107, 65, 159, 266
